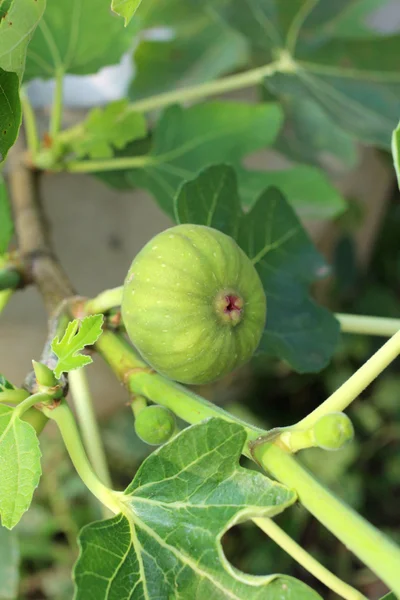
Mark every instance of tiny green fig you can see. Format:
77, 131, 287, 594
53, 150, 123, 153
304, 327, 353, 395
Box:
122, 224, 267, 384
134, 405, 176, 445
312, 412, 354, 451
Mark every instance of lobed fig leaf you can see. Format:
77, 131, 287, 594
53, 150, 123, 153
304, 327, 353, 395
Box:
122, 224, 267, 384
134, 405, 176, 445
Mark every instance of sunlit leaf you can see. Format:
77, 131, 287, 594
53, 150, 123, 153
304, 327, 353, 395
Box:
25, 0, 135, 81
69, 100, 146, 159
51, 315, 104, 378
0, 405, 41, 529
75, 419, 321, 599
111, 0, 142, 26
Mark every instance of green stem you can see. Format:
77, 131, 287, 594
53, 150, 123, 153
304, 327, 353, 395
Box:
65, 155, 151, 173
0, 288, 13, 315
254, 444, 400, 595
14, 392, 51, 419
50, 68, 64, 139
43, 400, 122, 514
20, 87, 40, 157
253, 517, 367, 600
337, 313, 400, 337
0, 389, 30, 404
68, 369, 112, 489
84, 286, 123, 315
128, 60, 281, 113
95, 330, 263, 442
296, 329, 400, 431
96, 329, 400, 594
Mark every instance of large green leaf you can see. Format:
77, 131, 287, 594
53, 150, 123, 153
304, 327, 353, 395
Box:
0, 176, 13, 253
24, 0, 135, 81
0, 0, 45, 78
175, 164, 339, 373
215, 0, 400, 149
0, 526, 19, 599
0, 405, 41, 529
99, 102, 284, 218
130, 2, 248, 100
74, 418, 321, 599
0, 68, 20, 163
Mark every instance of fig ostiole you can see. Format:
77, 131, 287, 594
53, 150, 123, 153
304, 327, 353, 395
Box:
134, 405, 176, 445
122, 224, 267, 385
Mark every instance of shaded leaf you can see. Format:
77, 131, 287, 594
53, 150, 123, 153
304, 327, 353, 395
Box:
0, 68, 20, 162
214, 0, 400, 149
0, 176, 13, 253
111, 0, 143, 26
99, 102, 283, 218
51, 315, 104, 378
0, 374, 14, 391
130, 4, 248, 100
0, 405, 41, 529
75, 418, 321, 599
0, 0, 45, 79
0, 526, 20, 599
24, 0, 135, 81
175, 165, 339, 373
69, 100, 147, 159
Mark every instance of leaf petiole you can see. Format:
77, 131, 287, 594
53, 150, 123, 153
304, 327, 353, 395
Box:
253, 517, 367, 600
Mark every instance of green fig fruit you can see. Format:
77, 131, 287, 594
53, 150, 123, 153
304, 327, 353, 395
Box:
313, 412, 354, 451
122, 224, 266, 384
134, 405, 176, 445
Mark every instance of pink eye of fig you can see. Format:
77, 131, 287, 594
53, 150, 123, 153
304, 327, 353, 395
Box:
121, 224, 267, 385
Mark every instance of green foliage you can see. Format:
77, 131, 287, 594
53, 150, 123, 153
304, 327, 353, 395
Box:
0, 69, 20, 163
0, 0, 45, 78
213, 0, 400, 149
175, 164, 340, 373
0, 526, 19, 599
111, 0, 143, 26
0, 375, 14, 391
24, 0, 135, 81
75, 419, 320, 599
68, 100, 147, 160
0, 405, 41, 529
0, 177, 13, 253
100, 102, 284, 218
51, 315, 104, 379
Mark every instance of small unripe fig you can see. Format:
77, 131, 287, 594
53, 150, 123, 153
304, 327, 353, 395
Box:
134, 405, 176, 445
122, 224, 266, 384
313, 412, 354, 451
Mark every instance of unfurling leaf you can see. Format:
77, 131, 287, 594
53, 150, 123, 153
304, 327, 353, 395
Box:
0, 405, 41, 529
51, 315, 104, 379
74, 419, 321, 599
69, 100, 146, 160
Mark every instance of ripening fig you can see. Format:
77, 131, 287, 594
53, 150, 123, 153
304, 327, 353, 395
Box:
122, 224, 266, 384
134, 405, 176, 445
